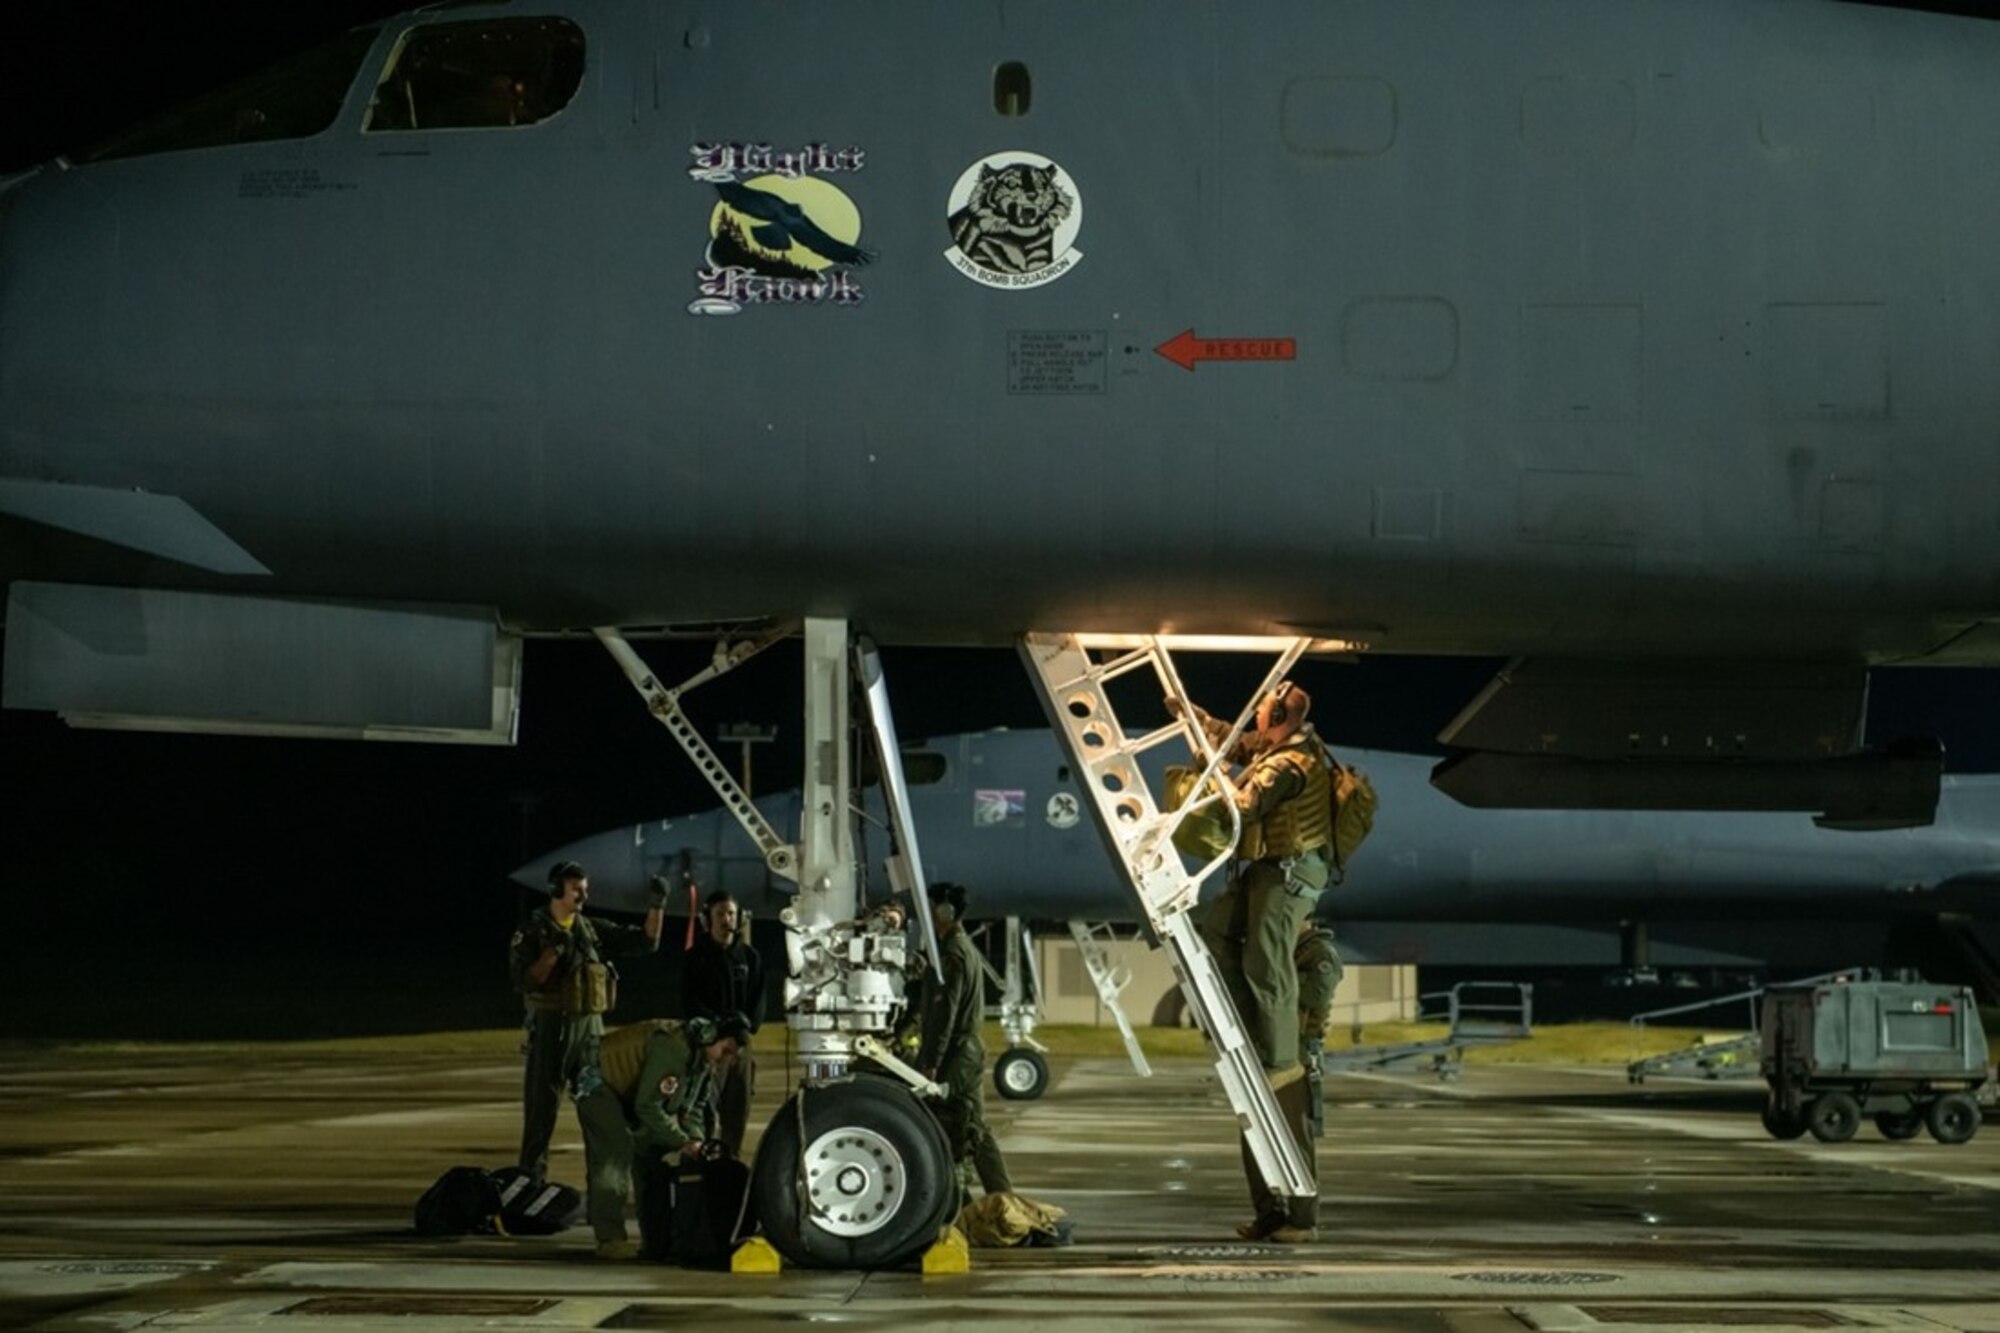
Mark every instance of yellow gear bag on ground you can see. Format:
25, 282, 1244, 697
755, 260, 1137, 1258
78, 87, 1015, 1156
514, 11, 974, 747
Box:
955, 1192, 1070, 1247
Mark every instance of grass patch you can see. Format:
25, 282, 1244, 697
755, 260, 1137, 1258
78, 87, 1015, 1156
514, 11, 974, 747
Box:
2, 1031, 526, 1060
7, 1021, 1741, 1068
976, 1021, 1725, 1066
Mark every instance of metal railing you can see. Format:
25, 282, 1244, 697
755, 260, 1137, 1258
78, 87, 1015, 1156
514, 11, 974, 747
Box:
1417, 980, 1535, 1039
1627, 965, 1878, 1034
1623, 966, 1881, 1084
1323, 981, 1534, 1079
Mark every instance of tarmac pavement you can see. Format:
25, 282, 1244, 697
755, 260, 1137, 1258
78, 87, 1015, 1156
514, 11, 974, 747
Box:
1, 1041, 1996, 1331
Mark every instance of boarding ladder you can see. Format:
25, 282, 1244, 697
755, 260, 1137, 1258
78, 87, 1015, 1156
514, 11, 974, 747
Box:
1068, 921, 1154, 1078
1019, 632, 1316, 1206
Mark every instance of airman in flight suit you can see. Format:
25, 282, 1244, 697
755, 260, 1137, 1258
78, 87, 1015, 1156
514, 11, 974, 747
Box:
916, 880, 1013, 1203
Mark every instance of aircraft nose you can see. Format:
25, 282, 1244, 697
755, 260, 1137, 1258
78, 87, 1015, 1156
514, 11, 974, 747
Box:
0, 163, 100, 475
0, 171, 27, 476
511, 827, 653, 913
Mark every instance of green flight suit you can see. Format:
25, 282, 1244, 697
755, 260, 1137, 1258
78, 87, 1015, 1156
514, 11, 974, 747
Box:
1295, 925, 1343, 1139
917, 926, 1012, 1200
1195, 729, 1333, 1071
574, 1020, 717, 1252
509, 907, 656, 1185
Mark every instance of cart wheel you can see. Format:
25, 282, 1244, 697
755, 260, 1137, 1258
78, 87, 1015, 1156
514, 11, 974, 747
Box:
1806, 1092, 1860, 1143
1873, 1110, 1923, 1141
1924, 1092, 1980, 1145
1761, 1099, 1808, 1140
994, 1048, 1049, 1101
749, 1076, 959, 1269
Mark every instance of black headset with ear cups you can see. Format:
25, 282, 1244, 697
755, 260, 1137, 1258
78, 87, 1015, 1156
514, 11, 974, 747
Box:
547, 860, 585, 899
928, 880, 968, 923
1267, 681, 1296, 728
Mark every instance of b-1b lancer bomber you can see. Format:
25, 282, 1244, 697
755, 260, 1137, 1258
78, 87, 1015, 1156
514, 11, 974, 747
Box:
3, 0, 1999, 1267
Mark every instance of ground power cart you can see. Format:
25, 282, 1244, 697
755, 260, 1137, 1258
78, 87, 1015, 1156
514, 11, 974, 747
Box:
1759, 979, 1991, 1144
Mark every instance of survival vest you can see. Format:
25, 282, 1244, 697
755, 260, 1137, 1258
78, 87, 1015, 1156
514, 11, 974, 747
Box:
1165, 733, 1377, 875
523, 914, 618, 1016
597, 1019, 682, 1101
1257, 735, 1334, 859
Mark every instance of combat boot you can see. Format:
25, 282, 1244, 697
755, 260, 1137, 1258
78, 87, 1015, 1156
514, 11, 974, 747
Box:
1234, 1214, 1284, 1240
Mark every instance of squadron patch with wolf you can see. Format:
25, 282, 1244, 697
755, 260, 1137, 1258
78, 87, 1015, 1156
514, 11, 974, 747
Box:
943, 152, 1083, 290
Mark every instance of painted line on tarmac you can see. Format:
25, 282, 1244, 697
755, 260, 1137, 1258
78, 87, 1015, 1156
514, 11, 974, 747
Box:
1330, 1067, 2000, 1193
0, 1257, 215, 1299
1563, 1107, 2000, 1191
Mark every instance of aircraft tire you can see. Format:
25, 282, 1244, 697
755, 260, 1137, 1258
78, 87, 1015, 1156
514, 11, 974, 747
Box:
1151, 991, 1198, 1029
1924, 1092, 1980, 1145
1760, 1099, 1808, 1140
994, 1048, 1049, 1101
749, 1075, 958, 1269
1874, 1110, 1923, 1141
1806, 1092, 1861, 1143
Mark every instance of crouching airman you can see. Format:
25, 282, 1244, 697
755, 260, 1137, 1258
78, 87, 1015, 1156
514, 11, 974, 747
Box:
574, 1013, 750, 1259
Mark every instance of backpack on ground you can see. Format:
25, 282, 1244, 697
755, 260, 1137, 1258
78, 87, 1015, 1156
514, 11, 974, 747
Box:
956, 1191, 1073, 1248
489, 1166, 585, 1236
669, 1154, 753, 1268
413, 1166, 503, 1236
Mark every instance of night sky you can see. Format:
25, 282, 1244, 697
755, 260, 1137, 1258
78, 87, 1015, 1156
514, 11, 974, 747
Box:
4, 1, 1999, 1037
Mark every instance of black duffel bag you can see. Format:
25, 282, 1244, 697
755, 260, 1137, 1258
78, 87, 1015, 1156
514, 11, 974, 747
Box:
669, 1151, 753, 1268
490, 1166, 586, 1236
413, 1166, 502, 1236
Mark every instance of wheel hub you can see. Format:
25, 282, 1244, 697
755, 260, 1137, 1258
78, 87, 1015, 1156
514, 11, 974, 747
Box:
1003, 1059, 1038, 1092
804, 1126, 906, 1237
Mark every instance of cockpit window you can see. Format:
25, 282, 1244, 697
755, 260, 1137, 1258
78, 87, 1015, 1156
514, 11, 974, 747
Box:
858, 749, 948, 789
364, 18, 585, 133
78, 28, 382, 163
903, 751, 949, 786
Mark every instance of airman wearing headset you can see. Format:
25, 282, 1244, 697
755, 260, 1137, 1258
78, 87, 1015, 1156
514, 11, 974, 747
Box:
681, 890, 766, 1158
509, 860, 667, 1190
915, 880, 1013, 1203
1178, 681, 1331, 1243
573, 1012, 751, 1260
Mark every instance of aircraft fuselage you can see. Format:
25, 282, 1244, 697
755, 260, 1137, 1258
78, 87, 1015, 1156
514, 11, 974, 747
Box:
3, 1, 2000, 660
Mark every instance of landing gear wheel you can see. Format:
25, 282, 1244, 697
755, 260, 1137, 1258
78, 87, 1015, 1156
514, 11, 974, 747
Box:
1761, 1099, 1808, 1140
1874, 1110, 1922, 1141
1152, 990, 1198, 1029
1925, 1092, 1981, 1145
994, 1048, 1049, 1101
750, 1075, 958, 1269
1806, 1091, 1860, 1143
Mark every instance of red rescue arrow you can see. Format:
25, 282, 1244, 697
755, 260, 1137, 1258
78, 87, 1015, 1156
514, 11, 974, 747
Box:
1154, 328, 1297, 373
